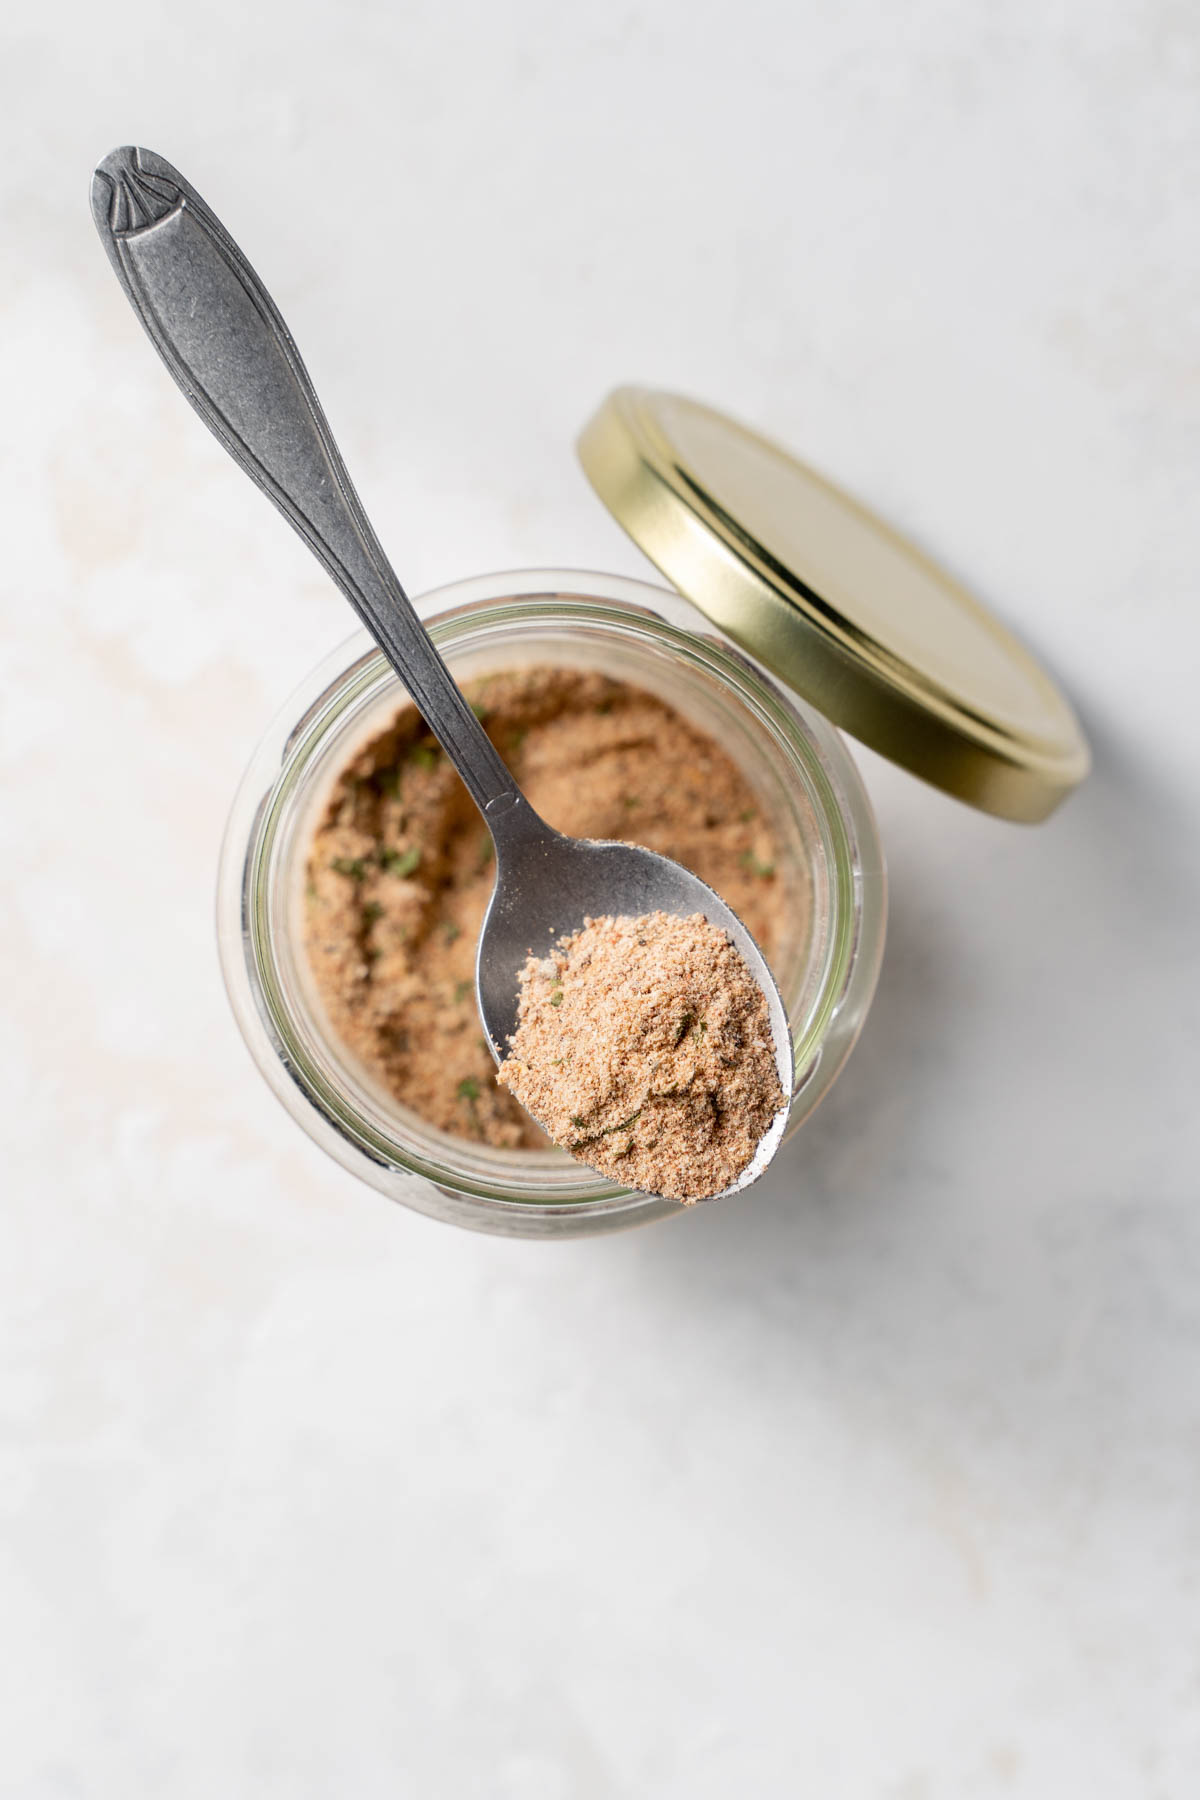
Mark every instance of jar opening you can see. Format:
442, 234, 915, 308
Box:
218, 572, 885, 1236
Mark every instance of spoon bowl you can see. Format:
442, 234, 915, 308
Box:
476, 801, 794, 1196
91, 143, 793, 1198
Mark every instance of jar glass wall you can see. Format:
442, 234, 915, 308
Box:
217, 570, 886, 1237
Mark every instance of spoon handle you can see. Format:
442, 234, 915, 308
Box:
90, 145, 524, 823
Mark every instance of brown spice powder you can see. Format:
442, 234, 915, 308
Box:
497, 912, 786, 1202
304, 666, 789, 1149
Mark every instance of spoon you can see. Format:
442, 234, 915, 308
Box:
90, 145, 794, 1197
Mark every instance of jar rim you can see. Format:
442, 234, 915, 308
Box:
217, 568, 886, 1234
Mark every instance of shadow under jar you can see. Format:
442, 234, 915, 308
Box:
218, 569, 886, 1238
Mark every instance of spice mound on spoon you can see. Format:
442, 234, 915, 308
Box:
499, 913, 786, 1202
90, 143, 793, 1200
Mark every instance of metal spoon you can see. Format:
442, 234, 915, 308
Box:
90, 145, 793, 1197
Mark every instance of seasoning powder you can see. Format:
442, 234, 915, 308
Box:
497, 912, 786, 1202
304, 667, 789, 1149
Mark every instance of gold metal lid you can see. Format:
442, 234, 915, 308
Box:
578, 387, 1090, 822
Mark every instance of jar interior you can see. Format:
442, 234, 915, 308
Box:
252, 596, 854, 1206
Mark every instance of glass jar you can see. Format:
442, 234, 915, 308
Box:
217, 568, 886, 1238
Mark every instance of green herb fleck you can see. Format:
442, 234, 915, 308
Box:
305, 879, 318, 901
457, 1077, 481, 1103
549, 990, 563, 1007
740, 850, 776, 878
601, 1108, 642, 1138
469, 700, 489, 721
407, 743, 438, 771
572, 1107, 643, 1146
509, 729, 527, 752
740, 808, 757, 824
477, 836, 494, 871
331, 857, 368, 881
361, 901, 383, 926
441, 919, 461, 943
594, 699, 613, 715
571, 1115, 586, 1129
380, 845, 422, 878
453, 979, 472, 1004
622, 794, 640, 810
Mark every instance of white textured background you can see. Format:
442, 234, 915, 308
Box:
3, 4, 1199, 1795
